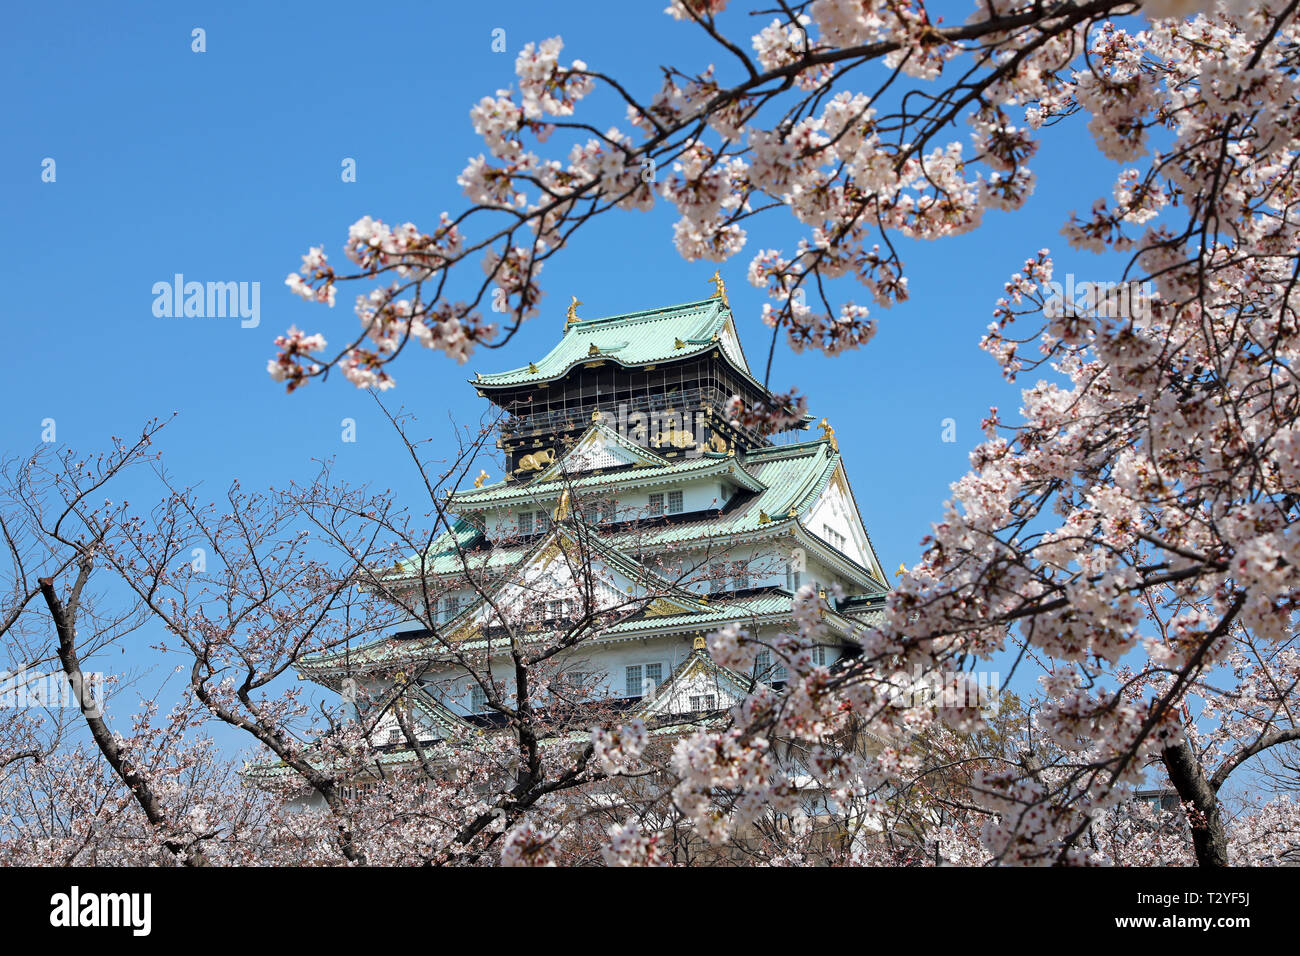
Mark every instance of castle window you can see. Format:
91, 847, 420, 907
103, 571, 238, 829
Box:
553, 671, 591, 701
387, 726, 401, 745
708, 563, 726, 593
756, 650, 787, 683
667, 490, 684, 514
625, 662, 663, 697
535, 510, 550, 531
469, 684, 488, 713
822, 524, 847, 551
689, 694, 717, 712
648, 493, 664, 517
730, 561, 750, 590
441, 594, 461, 622
518, 511, 533, 535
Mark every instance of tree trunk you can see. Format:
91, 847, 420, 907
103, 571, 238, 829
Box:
1160, 738, 1229, 867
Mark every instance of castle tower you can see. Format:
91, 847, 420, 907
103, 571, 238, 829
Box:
291, 284, 890, 754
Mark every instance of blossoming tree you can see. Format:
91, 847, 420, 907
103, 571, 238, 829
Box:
265, 0, 1300, 865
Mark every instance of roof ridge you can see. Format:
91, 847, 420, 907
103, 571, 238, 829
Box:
741, 438, 829, 461
570, 296, 722, 328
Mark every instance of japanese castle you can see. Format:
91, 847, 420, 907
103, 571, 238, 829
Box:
291, 277, 890, 766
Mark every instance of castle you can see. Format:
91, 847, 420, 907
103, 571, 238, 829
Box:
284, 279, 890, 775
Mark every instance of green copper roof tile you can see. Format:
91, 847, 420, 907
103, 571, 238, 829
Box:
473, 297, 750, 389
391, 440, 837, 583
449, 451, 762, 509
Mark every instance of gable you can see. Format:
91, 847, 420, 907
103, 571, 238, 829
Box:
806, 465, 885, 583
536, 421, 667, 480
635, 651, 753, 719
716, 314, 751, 376
444, 530, 698, 639
366, 686, 470, 746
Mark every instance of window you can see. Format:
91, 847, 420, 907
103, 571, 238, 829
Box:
756, 650, 787, 683
811, 645, 827, 666
387, 726, 402, 745
583, 503, 599, 525
730, 561, 750, 590
823, 524, 847, 551
667, 490, 684, 514
689, 694, 717, 711
469, 684, 488, 713
625, 662, 663, 697
648, 493, 664, 517
518, 510, 533, 535
708, 563, 726, 594
553, 671, 591, 701
786, 566, 802, 591
535, 509, 550, 531
441, 594, 461, 622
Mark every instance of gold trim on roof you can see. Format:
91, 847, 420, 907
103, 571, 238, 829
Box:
818, 417, 839, 452
708, 270, 729, 309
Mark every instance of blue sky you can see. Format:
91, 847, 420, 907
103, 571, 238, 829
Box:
2, 2, 1144, 752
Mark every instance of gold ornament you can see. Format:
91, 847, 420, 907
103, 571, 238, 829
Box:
708, 270, 730, 309
818, 417, 839, 452
553, 489, 572, 522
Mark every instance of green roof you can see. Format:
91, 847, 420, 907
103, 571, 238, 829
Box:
301, 592, 814, 677
448, 449, 762, 510
389, 439, 840, 580
472, 296, 757, 390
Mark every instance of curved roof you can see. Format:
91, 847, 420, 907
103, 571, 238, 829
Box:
472, 296, 764, 392
384, 439, 873, 580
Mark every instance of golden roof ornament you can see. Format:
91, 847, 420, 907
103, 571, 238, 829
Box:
553, 489, 572, 522
708, 270, 730, 309
896, 562, 907, 577
528, 361, 538, 373
693, 635, 707, 650
818, 417, 839, 452
588, 342, 601, 356
673, 337, 686, 350
758, 509, 771, 525
473, 469, 489, 489
591, 408, 605, 422
565, 296, 583, 328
